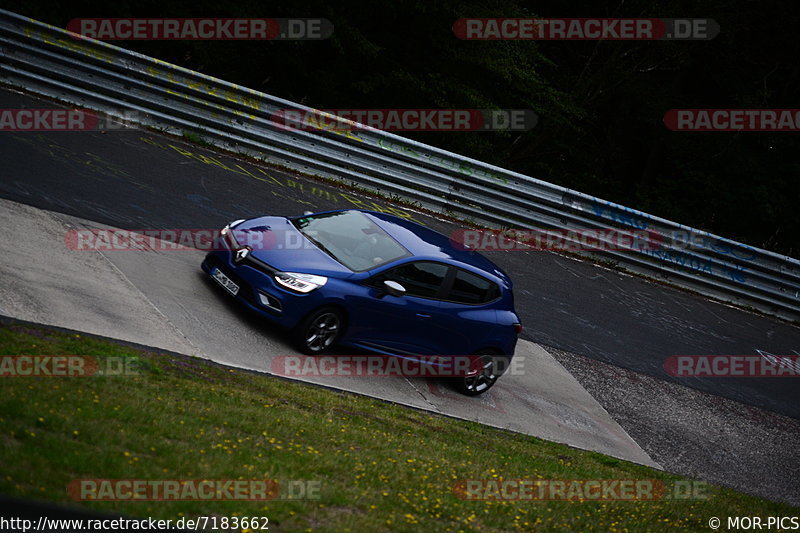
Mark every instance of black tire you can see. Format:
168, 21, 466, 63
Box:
292, 307, 344, 355
453, 350, 508, 396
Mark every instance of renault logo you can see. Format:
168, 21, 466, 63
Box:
234, 247, 250, 263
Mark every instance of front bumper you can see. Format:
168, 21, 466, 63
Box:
201, 248, 326, 329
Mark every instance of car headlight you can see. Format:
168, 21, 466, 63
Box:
274, 272, 328, 293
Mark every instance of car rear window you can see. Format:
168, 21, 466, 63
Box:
446, 269, 500, 304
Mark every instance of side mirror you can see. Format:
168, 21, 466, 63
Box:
383, 280, 406, 297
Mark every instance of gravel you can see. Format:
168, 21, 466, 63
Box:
547, 346, 800, 507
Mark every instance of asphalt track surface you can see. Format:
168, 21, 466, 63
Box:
1, 88, 799, 420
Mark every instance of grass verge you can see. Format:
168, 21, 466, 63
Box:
0, 321, 795, 532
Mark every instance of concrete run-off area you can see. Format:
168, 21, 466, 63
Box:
0, 197, 658, 469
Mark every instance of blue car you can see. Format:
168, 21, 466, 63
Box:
201, 209, 521, 395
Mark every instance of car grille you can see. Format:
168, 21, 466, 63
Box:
241, 254, 278, 276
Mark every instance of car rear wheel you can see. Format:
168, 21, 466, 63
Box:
453, 350, 507, 396
293, 307, 344, 355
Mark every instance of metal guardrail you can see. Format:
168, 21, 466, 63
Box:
2, 9, 799, 321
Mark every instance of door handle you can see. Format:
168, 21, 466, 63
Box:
416, 313, 431, 318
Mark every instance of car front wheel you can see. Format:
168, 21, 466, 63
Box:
293, 307, 344, 355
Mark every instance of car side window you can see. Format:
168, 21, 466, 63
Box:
446, 269, 500, 304
372, 261, 449, 299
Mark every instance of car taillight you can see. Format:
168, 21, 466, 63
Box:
513, 323, 522, 335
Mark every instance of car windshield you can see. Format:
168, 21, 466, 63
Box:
292, 210, 410, 271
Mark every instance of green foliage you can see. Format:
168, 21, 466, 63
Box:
2, 322, 796, 531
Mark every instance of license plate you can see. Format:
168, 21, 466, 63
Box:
211, 267, 239, 296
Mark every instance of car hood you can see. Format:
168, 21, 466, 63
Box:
233, 216, 353, 277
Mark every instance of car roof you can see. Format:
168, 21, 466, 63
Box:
358, 210, 512, 285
